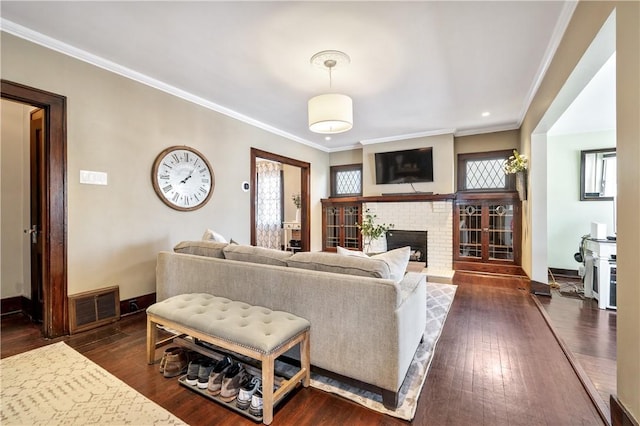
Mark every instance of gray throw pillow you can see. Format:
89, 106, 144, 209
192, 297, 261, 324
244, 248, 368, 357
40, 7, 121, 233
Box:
287, 251, 390, 280
223, 244, 293, 267
173, 240, 228, 258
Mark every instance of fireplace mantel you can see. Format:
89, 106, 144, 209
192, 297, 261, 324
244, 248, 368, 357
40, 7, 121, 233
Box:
321, 193, 455, 204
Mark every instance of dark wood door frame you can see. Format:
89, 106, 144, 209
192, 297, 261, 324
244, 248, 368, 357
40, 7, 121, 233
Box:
1, 80, 68, 338
250, 148, 311, 251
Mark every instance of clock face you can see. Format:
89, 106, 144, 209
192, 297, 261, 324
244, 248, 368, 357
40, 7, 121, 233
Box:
152, 146, 214, 211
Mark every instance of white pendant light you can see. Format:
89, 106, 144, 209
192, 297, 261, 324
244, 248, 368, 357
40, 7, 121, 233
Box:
308, 50, 353, 134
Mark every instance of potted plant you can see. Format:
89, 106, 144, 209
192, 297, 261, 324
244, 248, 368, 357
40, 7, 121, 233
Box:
503, 149, 528, 174
504, 149, 528, 200
357, 209, 394, 253
292, 193, 301, 222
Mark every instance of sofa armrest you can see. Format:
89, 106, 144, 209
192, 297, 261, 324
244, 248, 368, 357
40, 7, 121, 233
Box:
397, 272, 425, 306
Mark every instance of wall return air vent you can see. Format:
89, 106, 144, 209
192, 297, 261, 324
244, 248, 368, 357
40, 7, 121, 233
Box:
69, 285, 120, 334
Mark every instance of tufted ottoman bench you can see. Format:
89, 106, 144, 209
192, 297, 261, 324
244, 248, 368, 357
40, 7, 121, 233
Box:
146, 293, 310, 425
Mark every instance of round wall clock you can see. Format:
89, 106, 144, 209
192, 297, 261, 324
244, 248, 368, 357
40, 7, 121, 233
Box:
151, 146, 214, 211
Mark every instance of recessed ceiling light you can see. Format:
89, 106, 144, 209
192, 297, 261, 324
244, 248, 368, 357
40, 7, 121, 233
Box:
325, 136, 332, 141
481, 111, 491, 117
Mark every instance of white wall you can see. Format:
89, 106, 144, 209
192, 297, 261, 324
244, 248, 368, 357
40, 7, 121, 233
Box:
362, 134, 455, 196
1, 33, 329, 300
547, 129, 615, 270
0, 100, 31, 299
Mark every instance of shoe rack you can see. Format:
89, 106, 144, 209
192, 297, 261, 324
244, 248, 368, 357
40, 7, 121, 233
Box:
172, 336, 290, 422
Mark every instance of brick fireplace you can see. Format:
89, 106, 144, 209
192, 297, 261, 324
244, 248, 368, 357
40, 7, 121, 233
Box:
387, 230, 428, 265
363, 200, 453, 275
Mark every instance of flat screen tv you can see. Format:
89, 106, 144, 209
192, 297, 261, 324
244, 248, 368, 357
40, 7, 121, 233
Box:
375, 148, 434, 184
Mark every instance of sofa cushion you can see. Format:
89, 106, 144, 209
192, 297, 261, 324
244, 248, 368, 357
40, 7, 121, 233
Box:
174, 240, 228, 258
372, 246, 411, 283
287, 251, 390, 279
223, 244, 293, 267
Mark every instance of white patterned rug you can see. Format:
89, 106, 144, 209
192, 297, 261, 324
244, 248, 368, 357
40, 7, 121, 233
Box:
280, 281, 457, 421
1, 342, 186, 425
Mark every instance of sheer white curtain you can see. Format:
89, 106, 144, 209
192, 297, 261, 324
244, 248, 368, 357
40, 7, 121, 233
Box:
256, 160, 282, 249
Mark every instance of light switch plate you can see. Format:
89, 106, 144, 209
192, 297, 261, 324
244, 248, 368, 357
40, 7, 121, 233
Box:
80, 170, 108, 185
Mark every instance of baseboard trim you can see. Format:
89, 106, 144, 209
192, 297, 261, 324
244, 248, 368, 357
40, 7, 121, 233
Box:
530, 280, 551, 296
119, 292, 156, 317
611, 395, 639, 426
549, 267, 580, 278
1, 296, 31, 317
531, 294, 610, 424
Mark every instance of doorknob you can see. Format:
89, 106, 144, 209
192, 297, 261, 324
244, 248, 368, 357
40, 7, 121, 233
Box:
24, 225, 38, 244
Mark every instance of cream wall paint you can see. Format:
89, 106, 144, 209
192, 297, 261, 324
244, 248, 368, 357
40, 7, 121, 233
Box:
1, 33, 329, 301
282, 164, 301, 223
0, 100, 31, 299
362, 134, 454, 196
454, 129, 520, 156
329, 148, 362, 166
521, 2, 639, 420
547, 130, 616, 270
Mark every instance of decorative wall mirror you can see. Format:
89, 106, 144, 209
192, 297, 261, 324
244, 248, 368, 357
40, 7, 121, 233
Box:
580, 148, 616, 201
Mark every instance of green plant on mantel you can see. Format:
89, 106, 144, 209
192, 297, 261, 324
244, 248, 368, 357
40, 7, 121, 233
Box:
357, 209, 394, 252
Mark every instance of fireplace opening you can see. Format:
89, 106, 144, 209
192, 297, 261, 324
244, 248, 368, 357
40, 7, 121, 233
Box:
386, 230, 428, 266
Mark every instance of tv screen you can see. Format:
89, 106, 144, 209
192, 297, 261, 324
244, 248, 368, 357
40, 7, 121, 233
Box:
375, 148, 434, 184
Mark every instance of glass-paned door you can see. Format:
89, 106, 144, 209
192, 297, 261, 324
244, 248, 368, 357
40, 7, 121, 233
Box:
325, 206, 340, 249
455, 199, 517, 264
458, 204, 482, 258
322, 202, 362, 251
488, 204, 514, 260
342, 205, 360, 249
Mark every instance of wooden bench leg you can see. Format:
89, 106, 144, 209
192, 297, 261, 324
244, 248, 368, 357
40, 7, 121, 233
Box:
261, 353, 275, 425
300, 331, 311, 387
146, 315, 157, 365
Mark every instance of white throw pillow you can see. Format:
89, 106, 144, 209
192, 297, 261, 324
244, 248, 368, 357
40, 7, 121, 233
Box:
336, 246, 369, 258
202, 229, 228, 243
372, 246, 411, 283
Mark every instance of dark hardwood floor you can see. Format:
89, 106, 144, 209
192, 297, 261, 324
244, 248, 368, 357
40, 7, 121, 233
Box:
1, 280, 604, 425
535, 278, 617, 419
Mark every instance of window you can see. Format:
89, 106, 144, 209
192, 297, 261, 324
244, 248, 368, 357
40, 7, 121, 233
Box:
330, 164, 362, 197
457, 150, 515, 192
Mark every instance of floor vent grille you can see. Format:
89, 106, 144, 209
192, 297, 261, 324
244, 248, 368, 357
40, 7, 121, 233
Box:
69, 286, 120, 334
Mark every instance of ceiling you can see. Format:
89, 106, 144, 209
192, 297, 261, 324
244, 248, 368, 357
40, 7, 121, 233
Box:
1, 1, 577, 152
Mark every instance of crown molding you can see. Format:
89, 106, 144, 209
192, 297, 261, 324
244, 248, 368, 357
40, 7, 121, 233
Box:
1, 19, 331, 153
359, 129, 456, 146
517, 1, 579, 127
454, 122, 520, 137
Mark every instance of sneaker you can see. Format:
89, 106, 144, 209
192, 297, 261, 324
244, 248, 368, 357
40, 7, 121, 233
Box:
248, 387, 263, 417
236, 376, 261, 410
159, 346, 181, 374
163, 349, 189, 378
219, 363, 251, 402
207, 356, 232, 395
196, 360, 216, 389
185, 358, 206, 385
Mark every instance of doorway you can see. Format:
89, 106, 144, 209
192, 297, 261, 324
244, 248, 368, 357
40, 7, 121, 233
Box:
1, 80, 68, 338
250, 148, 310, 251
28, 108, 45, 322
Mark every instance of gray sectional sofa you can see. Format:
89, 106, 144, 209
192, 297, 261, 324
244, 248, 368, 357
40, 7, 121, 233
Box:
155, 240, 427, 408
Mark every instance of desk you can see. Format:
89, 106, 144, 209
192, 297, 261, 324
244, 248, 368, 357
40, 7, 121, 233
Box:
283, 221, 301, 252
583, 238, 616, 309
